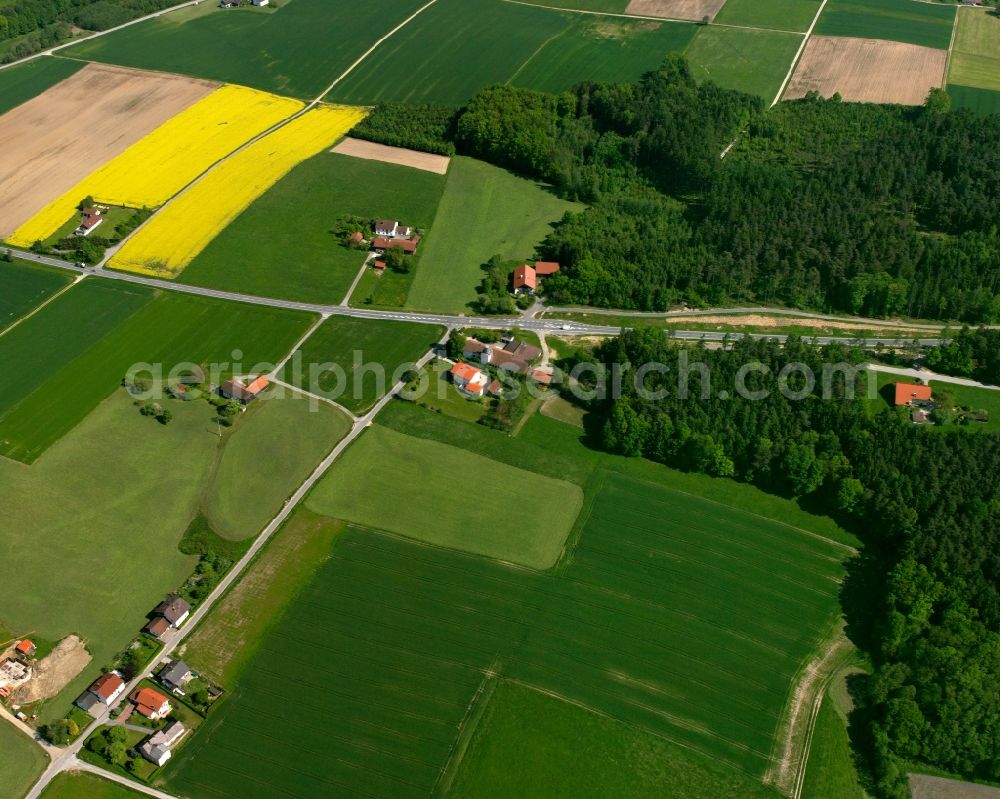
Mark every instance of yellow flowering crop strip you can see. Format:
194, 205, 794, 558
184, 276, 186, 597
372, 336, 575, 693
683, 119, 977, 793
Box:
8, 85, 304, 247
109, 104, 367, 277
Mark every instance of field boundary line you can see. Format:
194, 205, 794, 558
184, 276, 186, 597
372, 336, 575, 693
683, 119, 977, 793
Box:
506, 26, 570, 85
943, 6, 961, 88
613, 471, 858, 554
0, 273, 86, 339
770, 0, 831, 106
317, 0, 441, 102
432, 669, 501, 797
499, 0, 804, 34
268, 377, 361, 421
272, 312, 329, 374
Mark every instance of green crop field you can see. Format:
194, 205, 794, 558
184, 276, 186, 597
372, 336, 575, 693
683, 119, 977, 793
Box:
327, 0, 696, 105
0, 281, 313, 462
0, 722, 47, 799
63, 0, 427, 99
685, 26, 804, 100
168, 462, 846, 798
815, 0, 956, 50
948, 9, 1000, 92
203, 392, 352, 540
515, 0, 628, 10
180, 152, 447, 305
405, 157, 580, 314
0, 258, 73, 332
448, 680, 783, 798
0, 56, 82, 115
306, 424, 584, 569
281, 316, 443, 413
713, 0, 821, 32
948, 83, 1000, 115
40, 772, 144, 799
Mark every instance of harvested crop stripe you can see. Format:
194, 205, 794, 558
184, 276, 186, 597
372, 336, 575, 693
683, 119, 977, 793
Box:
8, 85, 303, 248
110, 105, 367, 277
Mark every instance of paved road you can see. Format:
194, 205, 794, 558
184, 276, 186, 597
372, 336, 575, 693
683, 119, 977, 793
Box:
64, 758, 182, 799
4, 249, 956, 346
866, 363, 1000, 391
22, 336, 446, 799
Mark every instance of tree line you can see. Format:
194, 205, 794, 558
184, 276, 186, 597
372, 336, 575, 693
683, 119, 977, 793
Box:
564, 329, 1000, 796
353, 60, 1000, 322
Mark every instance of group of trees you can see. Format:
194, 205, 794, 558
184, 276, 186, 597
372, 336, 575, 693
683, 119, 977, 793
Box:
350, 103, 459, 156
354, 58, 1000, 322
925, 327, 1000, 386
572, 329, 1000, 795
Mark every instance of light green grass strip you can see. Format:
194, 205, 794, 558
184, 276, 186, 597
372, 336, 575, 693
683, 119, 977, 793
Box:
949, 9, 1000, 91
306, 424, 583, 568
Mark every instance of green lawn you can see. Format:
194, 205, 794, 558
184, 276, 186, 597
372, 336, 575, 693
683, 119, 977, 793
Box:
405, 157, 580, 314
801, 671, 869, 799
0, 722, 47, 799
203, 391, 353, 540
448, 680, 783, 798
947, 83, 1000, 114
40, 772, 143, 799
714, 0, 821, 32
870, 370, 1000, 433
281, 316, 443, 413
0, 280, 313, 462
409, 361, 489, 424
328, 0, 695, 105
180, 152, 447, 305
0, 258, 73, 332
0, 56, 82, 115
684, 26, 804, 100
307, 424, 583, 568
63, 0, 428, 99
815, 0, 956, 49
181, 510, 346, 687
948, 9, 1000, 92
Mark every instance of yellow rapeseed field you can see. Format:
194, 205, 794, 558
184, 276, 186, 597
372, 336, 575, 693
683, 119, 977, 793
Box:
8, 85, 303, 247
109, 104, 366, 277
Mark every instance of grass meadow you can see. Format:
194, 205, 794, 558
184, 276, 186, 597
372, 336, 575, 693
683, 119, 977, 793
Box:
168, 401, 850, 798
713, 0, 822, 32
801, 670, 869, 798
814, 0, 956, 49
684, 26, 804, 100
64, 0, 427, 99
0, 281, 313, 462
0, 721, 47, 799
0, 56, 82, 115
281, 316, 444, 413
40, 772, 144, 798
948, 9, 1000, 92
180, 152, 446, 305
306, 424, 584, 569
203, 392, 352, 540
448, 680, 783, 798
0, 258, 73, 332
947, 83, 1000, 115
405, 157, 580, 313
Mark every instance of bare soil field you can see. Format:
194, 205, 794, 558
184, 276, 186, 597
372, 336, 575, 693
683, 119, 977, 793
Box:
10, 635, 91, 704
330, 137, 451, 174
626, 0, 727, 22
909, 774, 1000, 799
668, 313, 933, 334
0, 63, 218, 239
784, 36, 946, 105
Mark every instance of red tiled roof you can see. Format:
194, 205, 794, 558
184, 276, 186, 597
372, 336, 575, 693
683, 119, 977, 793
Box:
533, 261, 560, 275
373, 260, 386, 269
145, 617, 170, 637
463, 339, 487, 353
372, 236, 419, 253
512, 264, 536, 290
130, 687, 169, 717
894, 382, 932, 406
450, 363, 483, 383
245, 376, 269, 396
529, 369, 553, 385
15, 640, 35, 656
91, 673, 125, 700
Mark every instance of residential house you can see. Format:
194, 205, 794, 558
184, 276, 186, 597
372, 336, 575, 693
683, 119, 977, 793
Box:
372, 235, 419, 254
152, 595, 192, 629
251, 0, 269, 5
15, 640, 36, 658
85, 672, 125, 706
373, 259, 387, 270
894, 382, 932, 407
529, 368, 554, 386
74, 692, 101, 715
219, 376, 270, 405
450, 362, 489, 398
131, 687, 172, 720
159, 660, 193, 693
140, 721, 187, 767
512, 264, 537, 294
486, 379, 503, 397
144, 617, 170, 640
74, 209, 103, 237
462, 339, 488, 360
374, 219, 410, 238
475, 338, 542, 374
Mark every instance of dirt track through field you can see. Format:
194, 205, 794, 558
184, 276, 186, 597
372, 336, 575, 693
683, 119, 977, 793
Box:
331, 137, 451, 174
784, 36, 946, 104
0, 63, 218, 238
626, 0, 726, 22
